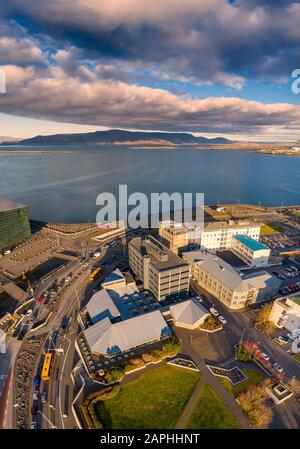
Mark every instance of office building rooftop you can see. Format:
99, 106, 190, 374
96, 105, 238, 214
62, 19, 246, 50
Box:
0, 198, 27, 213
233, 234, 268, 251
130, 235, 189, 271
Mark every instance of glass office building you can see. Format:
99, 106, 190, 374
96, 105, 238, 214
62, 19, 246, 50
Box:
0, 199, 31, 253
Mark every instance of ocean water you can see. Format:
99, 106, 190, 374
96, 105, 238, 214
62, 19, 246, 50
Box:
0, 145, 299, 222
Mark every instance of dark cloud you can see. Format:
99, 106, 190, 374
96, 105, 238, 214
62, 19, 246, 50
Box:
0, 1, 300, 139
1, 0, 300, 86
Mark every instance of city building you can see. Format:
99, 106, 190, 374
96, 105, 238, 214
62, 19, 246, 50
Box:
200, 220, 261, 251
0, 199, 31, 254
269, 295, 300, 331
159, 222, 189, 254
169, 299, 210, 329
242, 271, 281, 303
83, 310, 170, 358
183, 250, 281, 309
231, 234, 270, 267
85, 289, 121, 325
158, 219, 261, 253
128, 235, 190, 301
78, 270, 172, 363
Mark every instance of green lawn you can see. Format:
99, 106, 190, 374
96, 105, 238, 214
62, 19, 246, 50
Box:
260, 222, 281, 235
186, 383, 240, 429
293, 353, 300, 362
219, 368, 265, 396
95, 365, 201, 429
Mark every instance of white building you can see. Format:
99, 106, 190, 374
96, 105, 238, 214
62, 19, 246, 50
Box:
169, 299, 210, 329
158, 219, 261, 253
231, 234, 270, 267
183, 250, 281, 310
200, 220, 261, 251
83, 310, 170, 358
269, 296, 300, 332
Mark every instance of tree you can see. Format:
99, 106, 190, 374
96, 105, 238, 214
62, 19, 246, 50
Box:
287, 377, 300, 396
255, 303, 275, 336
248, 404, 273, 428
237, 382, 273, 428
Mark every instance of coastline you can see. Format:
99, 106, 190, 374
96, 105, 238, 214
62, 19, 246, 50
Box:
0, 150, 78, 155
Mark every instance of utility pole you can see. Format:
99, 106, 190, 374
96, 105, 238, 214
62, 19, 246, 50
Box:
28, 280, 35, 301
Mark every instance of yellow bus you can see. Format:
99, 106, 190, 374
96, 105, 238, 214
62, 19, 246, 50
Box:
41, 352, 53, 381
89, 267, 102, 281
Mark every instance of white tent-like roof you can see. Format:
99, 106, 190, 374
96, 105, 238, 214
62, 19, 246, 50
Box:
170, 299, 209, 329
84, 310, 170, 356
86, 289, 120, 324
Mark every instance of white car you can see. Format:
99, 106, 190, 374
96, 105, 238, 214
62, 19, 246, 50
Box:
209, 307, 219, 317
33, 391, 39, 401
273, 363, 283, 373
218, 315, 227, 325
261, 352, 270, 362
65, 276, 72, 283
196, 296, 203, 303
93, 251, 101, 258
26, 309, 33, 317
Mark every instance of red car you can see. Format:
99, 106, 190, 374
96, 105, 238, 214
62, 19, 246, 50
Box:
37, 295, 45, 303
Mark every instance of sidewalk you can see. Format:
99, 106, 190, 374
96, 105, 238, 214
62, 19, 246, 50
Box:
175, 328, 250, 429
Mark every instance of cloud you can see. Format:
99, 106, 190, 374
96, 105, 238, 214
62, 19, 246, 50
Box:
2, 0, 300, 87
0, 1, 300, 139
1, 63, 300, 136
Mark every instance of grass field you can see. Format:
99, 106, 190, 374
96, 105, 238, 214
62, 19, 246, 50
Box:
293, 353, 300, 362
95, 365, 201, 429
219, 368, 265, 396
260, 222, 281, 235
186, 383, 240, 429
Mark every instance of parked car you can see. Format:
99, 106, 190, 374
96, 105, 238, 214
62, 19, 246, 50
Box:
273, 362, 283, 373
32, 391, 39, 401
30, 421, 38, 429
218, 315, 227, 325
41, 392, 47, 403
209, 307, 219, 317
261, 352, 270, 362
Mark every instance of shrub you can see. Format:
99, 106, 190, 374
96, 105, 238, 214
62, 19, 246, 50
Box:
236, 345, 252, 363
129, 357, 145, 367
141, 353, 154, 363
104, 366, 124, 383
124, 363, 139, 374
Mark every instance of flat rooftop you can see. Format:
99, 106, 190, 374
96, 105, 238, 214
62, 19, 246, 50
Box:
233, 234, 269, 251
203, 219, 259, 232
130, 236, 189, 271
0, 198, 27, 213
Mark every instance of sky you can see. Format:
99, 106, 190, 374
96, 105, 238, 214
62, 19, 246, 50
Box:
0, 0, 300, 141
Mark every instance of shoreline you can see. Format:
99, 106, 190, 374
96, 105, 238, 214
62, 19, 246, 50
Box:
1, 144, 299, 156
0, 150, 78, 155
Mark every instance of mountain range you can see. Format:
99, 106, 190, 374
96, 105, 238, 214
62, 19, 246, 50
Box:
4, 129, 232, 146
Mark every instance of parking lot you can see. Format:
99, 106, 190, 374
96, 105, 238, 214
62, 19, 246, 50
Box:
260, 234, 296, 251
